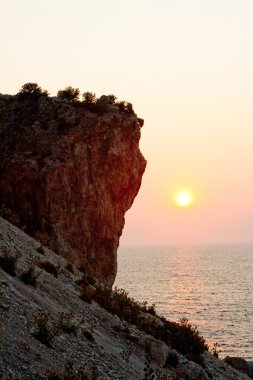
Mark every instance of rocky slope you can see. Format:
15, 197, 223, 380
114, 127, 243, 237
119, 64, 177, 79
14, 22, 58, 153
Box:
0, 92, 146, 286
0, 217, 251, 379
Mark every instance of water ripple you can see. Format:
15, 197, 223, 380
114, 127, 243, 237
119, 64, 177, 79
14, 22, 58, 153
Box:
115, 244, 253, 360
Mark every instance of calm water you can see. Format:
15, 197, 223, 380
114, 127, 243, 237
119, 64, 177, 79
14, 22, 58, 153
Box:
114, 244, 253, 360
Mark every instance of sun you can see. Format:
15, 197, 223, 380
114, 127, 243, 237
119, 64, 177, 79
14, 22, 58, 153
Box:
174, 189, 194, 208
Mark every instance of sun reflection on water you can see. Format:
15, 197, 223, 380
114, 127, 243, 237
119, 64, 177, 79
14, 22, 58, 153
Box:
115, 244, 253, 360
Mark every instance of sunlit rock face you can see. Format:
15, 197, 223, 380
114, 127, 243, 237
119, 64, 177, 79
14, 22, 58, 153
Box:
0, 94, 146, 286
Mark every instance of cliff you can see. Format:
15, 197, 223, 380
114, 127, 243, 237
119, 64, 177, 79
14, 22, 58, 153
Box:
0, 89, 251, 379
0, 92, 146, 286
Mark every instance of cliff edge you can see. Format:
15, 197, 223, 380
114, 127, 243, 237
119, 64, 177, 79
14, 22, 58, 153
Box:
0, 91, 146, 286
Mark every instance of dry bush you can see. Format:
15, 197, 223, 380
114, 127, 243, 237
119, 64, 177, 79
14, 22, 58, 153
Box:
35, 231, 50, 247
59, 312, 80, 336
32, 310, 61, 347
19, 265, 40, 287
0, 247, 20, 276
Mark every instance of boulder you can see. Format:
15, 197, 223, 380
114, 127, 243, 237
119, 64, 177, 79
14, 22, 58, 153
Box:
224, 356, 253, 378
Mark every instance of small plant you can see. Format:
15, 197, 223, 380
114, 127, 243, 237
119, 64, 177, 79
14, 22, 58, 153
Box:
79, 285, 94, 304
117, 100, 135, 115
77, 274, 96, 303
59, 312, 80, 335
39, 260, 58, 278
19, 265, 40, 287
35, 231, 50, 247
120, 345, 132, 362
76, 273, 96, 287
166, 318, 208, 364
0, 248, 20, 276
32, 310, 60, 347
92, 285, 157, 324
210, 342, 221, 358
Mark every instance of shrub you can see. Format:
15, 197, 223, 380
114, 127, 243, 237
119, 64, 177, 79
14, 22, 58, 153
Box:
19, 265, 40, 287
165, 318, 208, 363
35, 231, 50, 247
59, 312, 80, 336
92, 286, 156, 324
97, 94, 116, 105
76, 272, 97, 287
39, 260, 58, 278
0, 248, 19, 276
57, 86, 80, 101
82, 92, 97, 104
136, 317, 164, 339
78, 280, 156, 324
121, 346, 132, 362
106, 94, 117, 104
117, 100, 135, 115
79, 285, 95, 304
210, 342, 220, 358
77, 273, 97, 303
32, 310, 60, 347
17, 83, 49, 98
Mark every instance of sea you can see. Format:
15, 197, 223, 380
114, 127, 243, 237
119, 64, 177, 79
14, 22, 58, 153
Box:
114, 244, 253, 360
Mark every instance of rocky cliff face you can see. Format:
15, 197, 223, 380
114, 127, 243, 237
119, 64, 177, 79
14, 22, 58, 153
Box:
0, 93, 146, 286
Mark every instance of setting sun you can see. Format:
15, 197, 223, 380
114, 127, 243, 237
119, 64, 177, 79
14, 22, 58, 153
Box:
174, 189, 194, 207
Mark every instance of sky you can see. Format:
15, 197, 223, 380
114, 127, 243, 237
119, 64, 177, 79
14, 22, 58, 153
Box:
1, 0, 253, 245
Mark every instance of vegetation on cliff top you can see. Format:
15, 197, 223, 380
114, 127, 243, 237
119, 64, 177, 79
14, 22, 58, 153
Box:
15, 82, 137, 116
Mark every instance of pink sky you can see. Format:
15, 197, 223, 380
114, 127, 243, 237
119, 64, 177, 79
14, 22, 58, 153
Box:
1, 0, 253, 245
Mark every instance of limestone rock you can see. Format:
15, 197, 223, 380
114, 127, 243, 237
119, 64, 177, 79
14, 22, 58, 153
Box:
0, 94, 146, 286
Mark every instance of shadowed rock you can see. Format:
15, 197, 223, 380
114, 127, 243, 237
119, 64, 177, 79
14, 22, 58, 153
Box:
0, 93, 146, 286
